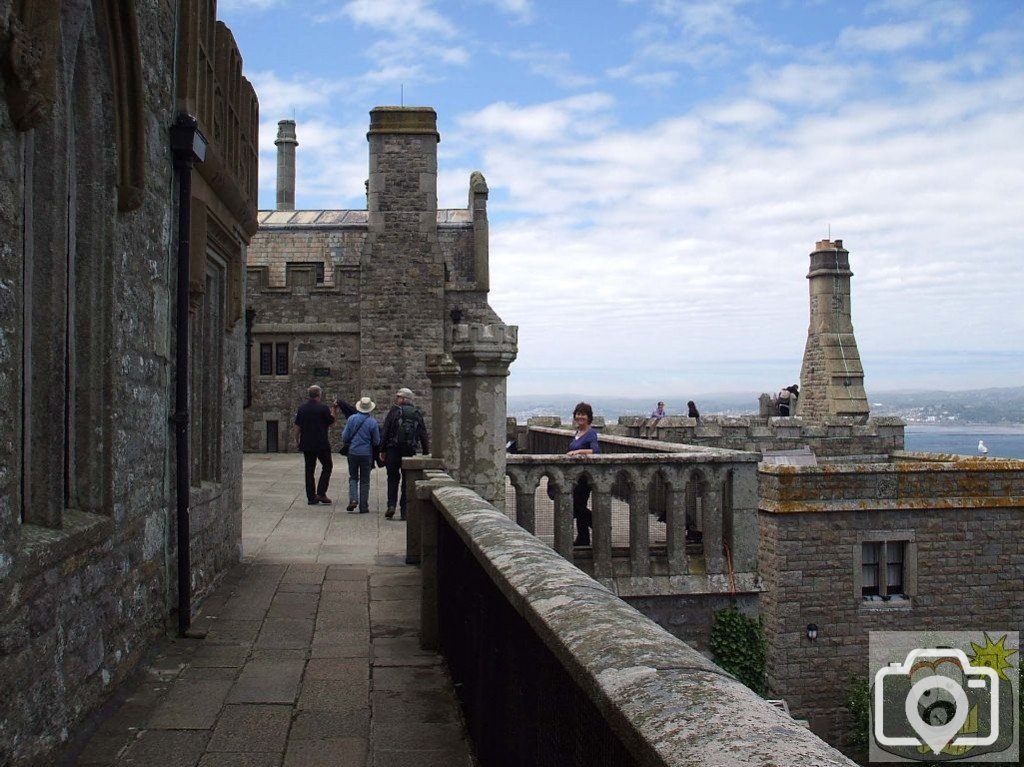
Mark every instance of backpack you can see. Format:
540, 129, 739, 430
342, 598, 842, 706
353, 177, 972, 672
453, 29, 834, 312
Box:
395, 404, 419, 452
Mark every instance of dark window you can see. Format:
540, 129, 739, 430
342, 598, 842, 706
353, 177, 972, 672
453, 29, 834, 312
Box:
861, 542, 880, 597
886, 541, 905, 595
275, 342, 289, 376
266, 421, 279, 453
315, 263, 324, 284
259, 343, 272, 375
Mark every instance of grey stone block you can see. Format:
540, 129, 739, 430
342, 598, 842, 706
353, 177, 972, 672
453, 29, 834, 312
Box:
227, 659, 305, 704
206, 705, 291, 754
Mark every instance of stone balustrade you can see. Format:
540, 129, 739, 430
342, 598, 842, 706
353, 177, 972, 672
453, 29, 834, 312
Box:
411, 472, 855, 767
505, 431, 760, 595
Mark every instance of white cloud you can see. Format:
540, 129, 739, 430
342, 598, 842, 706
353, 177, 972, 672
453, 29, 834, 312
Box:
338, 0, 456, 37
508, 48, 595, 89
448, 59, 1024, 393
482, 0, 533, 22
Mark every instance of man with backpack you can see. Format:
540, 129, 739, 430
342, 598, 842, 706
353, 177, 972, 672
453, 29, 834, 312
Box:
379, 387, 430, 520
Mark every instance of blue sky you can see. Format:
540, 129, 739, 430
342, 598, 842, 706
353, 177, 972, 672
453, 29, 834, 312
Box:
219, 0, 1024, 398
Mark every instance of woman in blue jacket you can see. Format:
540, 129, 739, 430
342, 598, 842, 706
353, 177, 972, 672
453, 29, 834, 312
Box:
341, 397, 382, 513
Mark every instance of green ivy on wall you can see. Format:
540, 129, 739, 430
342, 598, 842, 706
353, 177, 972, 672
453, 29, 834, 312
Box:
709, 605, 766, 696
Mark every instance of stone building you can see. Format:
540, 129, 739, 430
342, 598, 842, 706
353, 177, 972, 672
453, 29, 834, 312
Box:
758, 454, 1024, 744
244, 109, 506, 452
0, 0, 257, 763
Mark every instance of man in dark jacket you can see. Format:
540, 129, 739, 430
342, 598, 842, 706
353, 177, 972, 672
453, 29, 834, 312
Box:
293, 384, 336, 505
378, 387, 430, 520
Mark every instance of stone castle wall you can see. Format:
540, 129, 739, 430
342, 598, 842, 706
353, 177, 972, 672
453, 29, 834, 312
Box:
758, 455, 1024, 745
0, 0, 252, 762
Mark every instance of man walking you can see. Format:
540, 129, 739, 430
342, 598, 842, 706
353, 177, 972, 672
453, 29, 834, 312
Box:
294, 384, 335, 505
379, 387, 429, 520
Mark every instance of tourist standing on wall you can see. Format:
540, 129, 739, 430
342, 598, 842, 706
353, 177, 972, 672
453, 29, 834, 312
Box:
379, 387, 430, 520
567, 402, 601, 546
294, 385, 336, 505
341, 396, 381, 514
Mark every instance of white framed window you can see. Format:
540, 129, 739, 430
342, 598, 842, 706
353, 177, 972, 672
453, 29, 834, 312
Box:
856, 531, 915, 605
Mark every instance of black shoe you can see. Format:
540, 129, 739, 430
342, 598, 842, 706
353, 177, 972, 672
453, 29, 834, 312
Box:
346, 501, 358, 511
358, 509, 369, 514
316, 494, 333, 504
307, 499, 319, 505
385, 507, 395, 519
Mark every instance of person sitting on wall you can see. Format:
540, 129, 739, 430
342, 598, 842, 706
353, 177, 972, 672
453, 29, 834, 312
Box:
777, 384, 799, 416
650, 401, 667, 418
687, 400, 701, 423
567, 402, 600, 547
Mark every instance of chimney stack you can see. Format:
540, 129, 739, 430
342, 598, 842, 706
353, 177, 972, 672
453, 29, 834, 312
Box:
275, 119, 298, 211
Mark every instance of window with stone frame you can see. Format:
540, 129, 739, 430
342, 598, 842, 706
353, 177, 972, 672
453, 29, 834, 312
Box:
20, 13, 114, 526
190, 251, 226, 485
857, 533, 915, 603
255, 340, 290, 378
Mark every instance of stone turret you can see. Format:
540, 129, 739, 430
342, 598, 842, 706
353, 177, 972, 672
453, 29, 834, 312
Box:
275, 119, 297, 211
798, 238, 870, 423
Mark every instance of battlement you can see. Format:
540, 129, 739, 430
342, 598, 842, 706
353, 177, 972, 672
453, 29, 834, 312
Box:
452, 322, 518, 349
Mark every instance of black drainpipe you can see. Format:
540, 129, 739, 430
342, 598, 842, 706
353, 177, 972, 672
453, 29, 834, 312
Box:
169, 114, 207, 636
244, 308, 255, 409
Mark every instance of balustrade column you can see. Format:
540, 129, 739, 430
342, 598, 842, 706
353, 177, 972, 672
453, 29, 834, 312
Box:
513, 479, 537, 534
425, 353, 461, 479
451, 323, 518, 507
629, 472, 650, 577
552, 486, 574, 560
665, 469, 689, 576
591, 479, 613, 580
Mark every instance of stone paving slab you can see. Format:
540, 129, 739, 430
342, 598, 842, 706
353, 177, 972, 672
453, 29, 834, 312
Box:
71, 455, 473, 767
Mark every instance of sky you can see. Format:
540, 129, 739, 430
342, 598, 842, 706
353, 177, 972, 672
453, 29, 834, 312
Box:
218, 0, 1024, 399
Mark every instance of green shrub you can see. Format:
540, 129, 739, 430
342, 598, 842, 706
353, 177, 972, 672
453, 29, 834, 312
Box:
709, 605, 766, 696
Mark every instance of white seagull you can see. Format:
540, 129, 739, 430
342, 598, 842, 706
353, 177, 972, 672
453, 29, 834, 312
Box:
978, 440, 989, 455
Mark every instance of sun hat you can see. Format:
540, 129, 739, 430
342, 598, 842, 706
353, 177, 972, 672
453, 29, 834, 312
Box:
356, 396, 375, 413
396, 387, 414, 400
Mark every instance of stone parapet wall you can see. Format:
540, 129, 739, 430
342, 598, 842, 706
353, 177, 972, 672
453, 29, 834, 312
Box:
757, 453, 1024, 745
415, 476, 855, 766
602, 414, 904, 458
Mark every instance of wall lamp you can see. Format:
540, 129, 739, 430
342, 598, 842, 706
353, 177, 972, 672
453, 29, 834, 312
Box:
806, 623, 819, 641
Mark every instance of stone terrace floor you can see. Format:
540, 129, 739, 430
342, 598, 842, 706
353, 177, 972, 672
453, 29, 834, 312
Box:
70, 454, 474, 767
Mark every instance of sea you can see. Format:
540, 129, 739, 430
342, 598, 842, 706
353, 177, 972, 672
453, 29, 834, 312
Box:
902, 424, 1024, 460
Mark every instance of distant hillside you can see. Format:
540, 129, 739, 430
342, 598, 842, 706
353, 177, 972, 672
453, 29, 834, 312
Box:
866, 386, 1024, 425
508, 386, 1024, 425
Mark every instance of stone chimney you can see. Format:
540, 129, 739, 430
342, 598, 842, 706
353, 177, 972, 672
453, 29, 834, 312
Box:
359, 107, 446, 419
798, 238, 870, 423
275, 119, 298, 211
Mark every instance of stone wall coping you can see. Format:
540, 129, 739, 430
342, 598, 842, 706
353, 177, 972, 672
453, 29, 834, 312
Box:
759, 454, 1024, 474
256, 208, 472, 228
525, 425, 759, 460
508, 452, 760, 467
427, 480, 854, 766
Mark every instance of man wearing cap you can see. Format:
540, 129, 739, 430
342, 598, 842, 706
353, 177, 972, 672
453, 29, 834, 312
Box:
293, 384, 336, 505
379, 387, 430, 520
